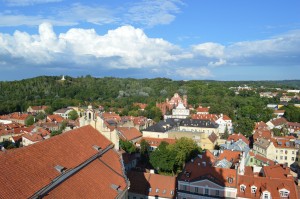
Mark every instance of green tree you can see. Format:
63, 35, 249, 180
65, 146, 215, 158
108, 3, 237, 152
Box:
120, 140, 136, 154
168, 137, 201, 171
51, 130, 62, 137
25, 115, 35, 126
36, 112, 46, 121
222, 126, 229, 139
59, 120, 67, 131
283, 105, 300, 122
68, 110, 79, 120
149, 142, 176, 173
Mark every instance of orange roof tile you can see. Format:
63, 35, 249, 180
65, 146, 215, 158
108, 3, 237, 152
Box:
0, 125, 127, 198
47, 114, 64, 123
128, 171, 176, 198
117, 127, 142, 141
179, 156, 237, 188
228, 133, 250, 145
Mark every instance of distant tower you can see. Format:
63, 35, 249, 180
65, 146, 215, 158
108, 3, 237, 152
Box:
61, 75, 66, 81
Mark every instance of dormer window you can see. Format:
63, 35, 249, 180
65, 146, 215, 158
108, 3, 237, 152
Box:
228, 177, 233, 184
240, 184, 246, 192
262, 191, 271, 199
279, 189, 290, 197
251, 186, 257, 194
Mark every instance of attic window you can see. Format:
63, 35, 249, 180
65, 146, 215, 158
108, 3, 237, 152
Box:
149, 188, 152, 192
240, 185, 246, 192
228, 177, 233, 184
171, 190, 174, 195
251, 186, 257, 193
162, 189, 166, 194
279, 190, 289, 197
156, 188, 159, 193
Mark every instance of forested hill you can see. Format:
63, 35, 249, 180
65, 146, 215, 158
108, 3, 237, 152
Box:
0, 76, 299, 134
0, 76, 299, 113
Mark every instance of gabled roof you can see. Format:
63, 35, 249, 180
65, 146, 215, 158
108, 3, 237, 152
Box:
228, 133, 250, 145
0, 125, 127, 198
128, 171, 176, 198
270, 117, 288, 126
238, 164, 297, 199
253, 129, 272, 140
117, 127, 142, 141
47, 114, 64, 123
237, 175, 297, 199
196, 106, 210, 113
29, 106, 48, 111
53, 108, 73, 114
179, 155, 237, 188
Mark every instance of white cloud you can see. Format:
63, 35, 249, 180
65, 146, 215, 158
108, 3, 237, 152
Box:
3, 0, 62, 6
0, 12, 76, 26
208, 58, 227, 67
175, 67, 212, 78
193, 42, 225, 58
0, 22, 183, 68
125, 0, 184, 27
57, 3, 119, 25
191, 30, 300, 67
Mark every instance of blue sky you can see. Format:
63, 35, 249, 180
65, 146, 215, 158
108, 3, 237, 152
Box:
0, 0, 299, 81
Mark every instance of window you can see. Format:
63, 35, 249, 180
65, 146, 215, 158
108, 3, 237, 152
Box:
280, 190, 289, 197
292, 151, 295, 154
183, 185, 187, 191
216, 190, 220, 196
156, 188, 159, 193
205, 188, 209, 195
285, 156, 287, 160
276, 150, 278, 153
263, 192, 270, 199
195, 187, 198, 193
280, 150, 283, 154
292, 157, 295, 161
240, 185, 246, 192
280, 156, 283, 160
228, 177, 233, 184
251, 186, 257, 193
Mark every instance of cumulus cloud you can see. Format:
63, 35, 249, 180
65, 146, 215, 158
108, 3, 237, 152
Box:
193, 42, 225, 58
191, 30, 300, 67
0, 22, 183, 68
125, 0, 184, 27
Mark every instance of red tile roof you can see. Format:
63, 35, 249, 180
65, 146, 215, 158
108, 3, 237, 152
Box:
133, 103, 148, 110
270, 117, 288, 126
196, 106, 210, 113
47, 114, 64, 123
237, 175, 297, 199
0, 125, 127, 198
253, 129, 272, 140
227, 133, 250, 145
179, 156, 237, 187
255, 121, 268, 130
117, 127, 142, 142
29, 106, 48, 111
238, 164, 297, 199
128, 171, 176, 198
